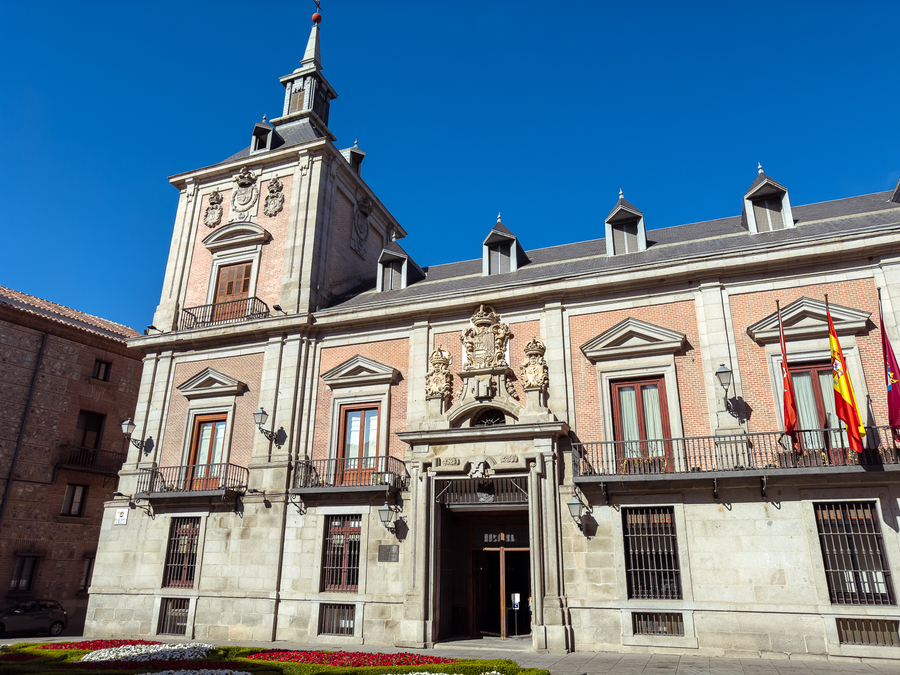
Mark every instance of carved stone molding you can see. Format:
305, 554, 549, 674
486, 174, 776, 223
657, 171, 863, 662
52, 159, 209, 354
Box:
520, 337, 549, 392
203, 190, 224, 228
425, 346, 453, 401
229, 167, 259, 223
263, 177, 285, 218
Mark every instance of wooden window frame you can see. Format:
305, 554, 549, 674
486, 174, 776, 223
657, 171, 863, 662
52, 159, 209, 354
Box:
61, 484, 88, 517
9, 555, 40, 594
92, 360, 111, 382
188, 413, 228, 467
338, 404, 381, 460
611, 376, 673, 471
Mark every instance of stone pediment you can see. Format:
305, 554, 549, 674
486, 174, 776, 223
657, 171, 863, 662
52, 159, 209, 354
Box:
177, 367, 247, 399
322, 355, 398, 388
580, 318, 686, 362
746, 296, 870, 344
202, 222, 270, 252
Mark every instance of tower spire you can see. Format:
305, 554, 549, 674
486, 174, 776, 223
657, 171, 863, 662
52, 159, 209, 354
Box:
301, 24, 322, 71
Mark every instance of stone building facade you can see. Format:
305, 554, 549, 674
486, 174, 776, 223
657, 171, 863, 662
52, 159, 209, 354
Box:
0, 286, 141, 632
87, 23, 900, 660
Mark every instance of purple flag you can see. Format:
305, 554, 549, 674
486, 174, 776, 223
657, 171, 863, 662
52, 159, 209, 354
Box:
880, 303, 900, 439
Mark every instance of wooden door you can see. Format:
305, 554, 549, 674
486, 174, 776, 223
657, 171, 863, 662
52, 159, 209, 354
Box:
213, 262, 252, 321
612, 378, 673, 473
189, 414, 227, 490
338, 405, 380, 486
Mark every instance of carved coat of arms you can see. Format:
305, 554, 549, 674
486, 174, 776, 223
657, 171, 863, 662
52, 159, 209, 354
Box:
350, 195, 373, 257
521, 337, 549, 392
263, 177, 285, 217
229, 167, 259, 222
460, 305, 511, 370
425, 346, 453, 401
203, 190, 223, 227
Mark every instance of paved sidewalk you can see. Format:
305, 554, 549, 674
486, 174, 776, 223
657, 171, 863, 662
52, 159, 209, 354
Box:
2, 634, 899, 674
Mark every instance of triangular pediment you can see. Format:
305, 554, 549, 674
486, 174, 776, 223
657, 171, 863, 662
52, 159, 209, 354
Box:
322, 355, 398, 388
202, 222, 270, 252
746, 297, 871, 344
177, 367, 247, 399
581, 318, 686, 361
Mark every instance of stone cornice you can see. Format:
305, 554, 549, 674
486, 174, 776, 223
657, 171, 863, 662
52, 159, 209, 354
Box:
397, 421, 569, 446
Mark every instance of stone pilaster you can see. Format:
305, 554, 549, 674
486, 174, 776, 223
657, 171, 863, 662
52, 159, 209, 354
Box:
541, 302, 569, 422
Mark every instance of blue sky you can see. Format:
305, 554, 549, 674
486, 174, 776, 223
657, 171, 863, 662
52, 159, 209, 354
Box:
2, 1, 899, 331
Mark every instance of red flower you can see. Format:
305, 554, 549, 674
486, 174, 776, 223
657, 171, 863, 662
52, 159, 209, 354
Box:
39, 639, 163, 651
245, 649, 459, 666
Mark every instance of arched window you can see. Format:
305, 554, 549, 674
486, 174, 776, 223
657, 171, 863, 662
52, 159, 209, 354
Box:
472, 408, 506, 426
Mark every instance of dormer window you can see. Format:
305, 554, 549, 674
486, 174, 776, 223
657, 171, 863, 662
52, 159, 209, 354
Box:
604, 190, 647, 256
482, 214, 527, 276
376, 241, 424, 292
250, 120, 274, 154
743, 164, 795, 234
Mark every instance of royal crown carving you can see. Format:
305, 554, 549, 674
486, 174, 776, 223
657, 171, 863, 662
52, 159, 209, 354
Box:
425, 346, 453, 401
350, 195, 373, 257
521, 336, 549, 392
461, 305, 511, 370
263, 176, 285, 217
230, 167, 259, 223
203, 190, 223, 228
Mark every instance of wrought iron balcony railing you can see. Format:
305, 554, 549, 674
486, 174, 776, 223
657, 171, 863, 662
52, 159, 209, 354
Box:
573, 425, 900, 478
293, 456, 409, 491
136, 463, 249, 495
179, 297, 269, 330
57, 444, 127, 475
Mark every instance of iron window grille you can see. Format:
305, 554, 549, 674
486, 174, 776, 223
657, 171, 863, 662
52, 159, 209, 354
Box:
814, 502, 894, 606
321, 515, 362, 592
61, 484, 87, 517
836, 617, 900, 647
319, 603, 355, 636
622, 506, 682, 600
157, 598, 189, 636
163, 517, 201, 588
9, 555, 39, 593
632, 612, 685, 636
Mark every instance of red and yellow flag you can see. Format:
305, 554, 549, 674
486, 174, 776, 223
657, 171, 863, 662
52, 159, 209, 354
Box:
777, 301, 798, 443
827, 306, 865, 453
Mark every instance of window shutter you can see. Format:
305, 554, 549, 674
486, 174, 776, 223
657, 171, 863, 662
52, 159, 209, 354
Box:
768, 198, 784, 230
612, 224, 626, 254
753, 201, 771, 232
290, 88, 305, 113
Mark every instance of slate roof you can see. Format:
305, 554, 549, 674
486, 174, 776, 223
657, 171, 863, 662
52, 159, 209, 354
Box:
0, 286, 140, 341
323, 191, 900, 313
220, 118, 325, 164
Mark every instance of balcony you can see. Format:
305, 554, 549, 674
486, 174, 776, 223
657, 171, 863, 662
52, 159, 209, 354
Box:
179, 297, 269, 330
136, 463, 249, 499
573, 425, 900, 483
292, 456, 409, 495
57, 444, 127, 476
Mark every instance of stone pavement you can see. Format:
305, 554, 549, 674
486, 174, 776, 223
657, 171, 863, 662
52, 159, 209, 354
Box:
2, 634, 899, 674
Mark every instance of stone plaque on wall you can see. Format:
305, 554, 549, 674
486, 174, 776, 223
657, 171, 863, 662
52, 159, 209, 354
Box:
378, 544, 399, 562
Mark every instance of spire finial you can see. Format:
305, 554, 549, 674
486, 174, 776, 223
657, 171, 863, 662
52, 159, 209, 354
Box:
619, 188, 624, 200
497, 212, 502, 223
262, 114, 267, 123
758, 162, 764, 174
312, 0, 322, 24
354, 139, 358, 147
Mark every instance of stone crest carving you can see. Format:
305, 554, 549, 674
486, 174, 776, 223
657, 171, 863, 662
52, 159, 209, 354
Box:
425, 346, 453, 401
263, 177, 285, 217
521, 337, 549, 392
229, 167, 259, 222
203, 190, 223, 227
350, 195, 373, 257
460, 305, 512, 370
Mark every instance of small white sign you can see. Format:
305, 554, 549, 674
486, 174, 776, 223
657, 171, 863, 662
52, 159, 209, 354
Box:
114, 508, 128, 525
511, 593, 520, 603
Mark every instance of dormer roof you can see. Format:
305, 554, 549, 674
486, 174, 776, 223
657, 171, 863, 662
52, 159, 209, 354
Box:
744, 169, 788, 201
605, 194, 644, 223
604, 190, 648, 255
482, 215, 528, 274
379, 240, 426, 279
741, 163, 795, 233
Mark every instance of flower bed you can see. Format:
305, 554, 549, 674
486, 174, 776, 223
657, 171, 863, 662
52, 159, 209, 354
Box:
80, 643, 215, 662
39, 640, 163, 651
246, 651, 458, 667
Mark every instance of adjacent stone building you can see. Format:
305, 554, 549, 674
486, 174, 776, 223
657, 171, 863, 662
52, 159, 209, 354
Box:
0, 286, 141, 632
87, 20, 900, 660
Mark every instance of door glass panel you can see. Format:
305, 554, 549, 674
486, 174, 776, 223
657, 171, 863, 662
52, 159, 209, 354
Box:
618, 386, 640, 458
344, 411, 361, 464
818, 370, 848, 448
196, 423, 213, 464
362, 410, 379, 460
792, 371, 824, 449
641, 384, 665, 456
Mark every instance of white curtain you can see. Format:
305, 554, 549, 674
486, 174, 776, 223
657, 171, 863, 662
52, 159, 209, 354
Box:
641, 384, 665, 457
818, 371, 848, 449
792, 372, 824, 450
618, 387, 641, 458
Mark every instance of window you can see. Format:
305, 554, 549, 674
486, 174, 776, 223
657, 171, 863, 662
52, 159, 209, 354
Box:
814, 502, 894, 606
381, 260, 402, 290
290, 87, 305, 113
837, 618, 900, 647
79, 557, 95, 593
488, 242, 511, 275
61, 485, 87, 516
253, 130, 269, 152
321, 514, 362, 592
339, 404, 380, 473
789, 362, 848, 453
612, 219, 640, 254
163, 517, 201, 588
9, 555, 39, 593
752, 198, 784, 232
472, 408, 506, 426
213, 262, 253, 322
157, 598, 189, 635
74, 411, 105, 449
632, 612, 684, 636
189, 415, 227, 467
92, 360, 111, 381
319, 603, 355, 636
612, 378, 672, 470
622, 507, 682, 599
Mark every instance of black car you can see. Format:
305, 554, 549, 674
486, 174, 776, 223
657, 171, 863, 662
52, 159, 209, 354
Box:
0, 600, 67, 636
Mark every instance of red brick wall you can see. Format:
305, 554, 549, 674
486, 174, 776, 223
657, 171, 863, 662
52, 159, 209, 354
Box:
325, 187, 383, 300
183, 176, 292, 312
161, 354, 264, 467
311, 339, 409, 460
729, 278, 884, 433
568, 301, 706, 442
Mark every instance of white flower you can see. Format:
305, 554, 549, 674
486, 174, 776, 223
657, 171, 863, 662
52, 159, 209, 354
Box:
80, 642, 215, 662
133, 671, 252, 675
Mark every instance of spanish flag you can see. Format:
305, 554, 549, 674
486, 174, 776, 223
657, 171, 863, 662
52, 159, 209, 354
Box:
827, 298, 865, 453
